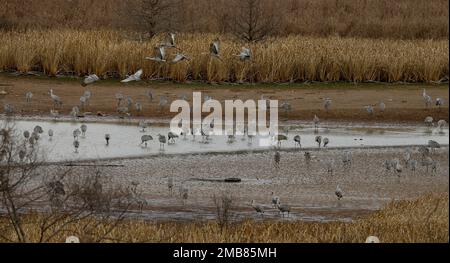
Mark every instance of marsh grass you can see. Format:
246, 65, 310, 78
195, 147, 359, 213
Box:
0, 192, 447, 243
0, 30, 448, 83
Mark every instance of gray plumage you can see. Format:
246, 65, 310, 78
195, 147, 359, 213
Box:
146, 46, 166, 62
237, 47, 251, 61
25, 92, 33, 103
172, 53, 190, 64
105, 134, 111, 146
335, 185, 343, 200
82, 74, 99, 86
315, 135, 322, 148
121, 69, 143, 83
294, 135, 301, 147
276, 203, 291, 217
140, 135, 153, 147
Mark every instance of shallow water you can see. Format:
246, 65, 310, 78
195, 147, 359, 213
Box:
2, 118, 448, 162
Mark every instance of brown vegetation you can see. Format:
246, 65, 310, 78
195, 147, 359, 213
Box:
0, 0, 448, 40
1, 192, 447, 243
0, 30, 448, 83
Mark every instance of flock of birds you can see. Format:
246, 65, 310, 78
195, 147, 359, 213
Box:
6, 82, 448, 218
1, 31, 448, 219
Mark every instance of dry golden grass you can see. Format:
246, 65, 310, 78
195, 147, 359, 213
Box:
1, 192, 448, 243
0, 30, 448, 83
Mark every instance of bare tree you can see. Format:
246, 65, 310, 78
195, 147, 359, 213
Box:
0, 121, 141, 243
212, 192, 234, 231
124, 0, 177, 38
230, 0, 281, 42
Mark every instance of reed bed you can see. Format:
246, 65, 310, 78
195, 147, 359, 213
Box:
0, 30, 448, 83
0, 192, 447, 243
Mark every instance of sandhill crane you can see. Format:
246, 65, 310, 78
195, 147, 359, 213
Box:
25, 92, 33, 103
209, 38, 222, 60
80, 124, 87, 137
276, 203, 291, 217
280, 101, 291, 114
323, 137, 329, 147
146, 90, 154, 102
403, 150, 412, 166
167, 176, 174, 195
315, 135, 322, 148
379, 101, 386, 112
276, 134, 287, 148
3, 104, 14, 115
126, 96, 134, 108
171, 53, 190, 64
394, 162, 403, 176
168, 132, 179, 144
70, 106, 79, 119
431, 160, 437, 174
23, 130, 30, 139
251, 200, 264, 216
73, 129, 81, 140
409, 159, 417, 173
271, 192, 280, 208
237, 47, 251, 61
82, 74, 99, 87
437, 120, 447, 133
140, 135, 153, 147
19, 149, 26, 162
424, 116, 434, 127
146, 46, 166, 62
342, 151, 352, 167
105, 134, 110, 146
73, 140, 80, 153
335, 185, 343, 200
423, 89, 432, 107
313, 115, 320, 130
274, 151, 281, 168
365, 105, 374, 115
48, 129, 54, 141
34, 125, 43, 134
323, 98, 332, 113
135, 102, 142, 113
49, 89, 62, 108
121, 69, 143, 83
428, 140, 440, 152
83, 90, 92, 105
159, 96, 168, 111
384, 160, 392, 172
28, 136, 36, 147
436, 98, 444, 109
293, 135, 301, 148
422, 156, 434, 173
179, 184, 188, 204
115, 93, 124, 107
80, 96, 87, 110
139, 120, 148, 132
158, 134, 167, 149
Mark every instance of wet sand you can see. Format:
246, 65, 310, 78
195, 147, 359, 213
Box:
45, 146, 449, 222
0, 74, 448, 123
